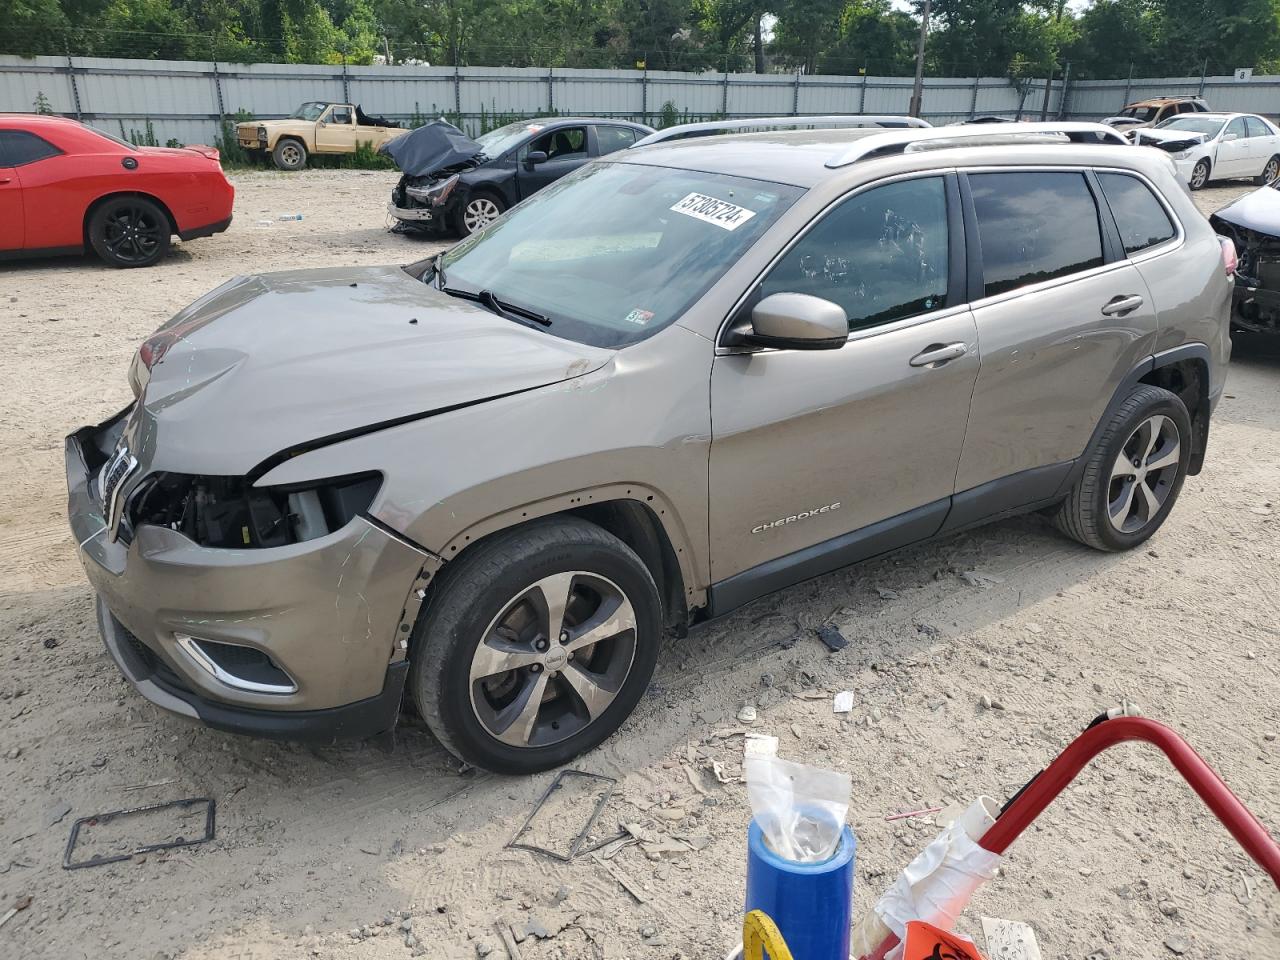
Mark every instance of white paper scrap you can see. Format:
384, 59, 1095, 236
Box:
981, 917, 1043, 960
833, 690, 855, 714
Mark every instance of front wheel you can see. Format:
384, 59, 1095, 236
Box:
1053, 384, 1192, 552
1255, 155, 1280, 185
88, 196, 171, 268
1189, 158, 1210, 191
455, 193, 505, 237
410, 518, 661, 774
272, 138, 307, 171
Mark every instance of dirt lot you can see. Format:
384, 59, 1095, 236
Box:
1, 171, 1277, 960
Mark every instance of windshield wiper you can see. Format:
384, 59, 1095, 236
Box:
441, 285, 551, 328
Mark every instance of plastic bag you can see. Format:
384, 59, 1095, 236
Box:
744, 754, 851, 863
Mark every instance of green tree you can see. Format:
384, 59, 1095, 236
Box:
1, 0, 72, 55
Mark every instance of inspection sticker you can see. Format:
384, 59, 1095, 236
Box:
670, 192, 756, 230
623, 308, 655, 326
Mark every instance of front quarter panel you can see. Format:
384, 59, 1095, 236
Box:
256, 324, 715, 603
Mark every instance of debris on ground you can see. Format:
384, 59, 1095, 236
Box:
816, 623, 848, 651
981, 917, 1043, 959
506, 770, 619, 862
0, 894, 32, 930
736, 702, 758, 723
62, 797, 215, 870
961, 570, 1005, 588
591, 852, 646, 903
833, 691, 855, 714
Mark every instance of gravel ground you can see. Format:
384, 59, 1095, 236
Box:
0, 171, 1277, 960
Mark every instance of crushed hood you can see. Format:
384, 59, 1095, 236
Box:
1212, 184, 1280, 235
127, 266, 611, 477
379, 119, 482, 177
1130, 128, 1206, 151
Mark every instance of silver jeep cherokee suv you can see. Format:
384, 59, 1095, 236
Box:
67, 121, 1233, 773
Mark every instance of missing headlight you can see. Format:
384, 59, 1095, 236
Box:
129, 471, 381, 548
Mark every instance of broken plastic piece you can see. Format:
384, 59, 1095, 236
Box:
505, 769, 619, 862
817, 624, 848, 651
62, 797, 215, 870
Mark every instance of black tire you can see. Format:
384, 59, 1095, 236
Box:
87, 195, 171, 268
1053, 384, 1192, 552
1189, 158, 1210, 191
454, 192, 505, 237
272, 138, 307, 171
410, 517, 661, 774
1255, 154, 1280, 185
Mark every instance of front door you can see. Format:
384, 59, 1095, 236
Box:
708, 174, 979, 586
1215, 117, 1251, 178
315, 105, 358, 153
956, 170, 1160, 492
516, 125, 589, 199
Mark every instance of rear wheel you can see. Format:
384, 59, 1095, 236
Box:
410, 518, 661, 774
1255, 155, 1280, 185
88, 196, 170, 268
272, 138, 307, 171
1189, 158, 1210, 190
1053, 384, 1192, 551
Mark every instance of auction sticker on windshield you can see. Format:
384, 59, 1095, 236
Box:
670, 192, 757, 230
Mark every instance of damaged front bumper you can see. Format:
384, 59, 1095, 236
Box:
388, 201, 438, 224
66, 417, 440, 742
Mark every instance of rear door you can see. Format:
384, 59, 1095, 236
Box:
592, 124, 638, 157
515, 125, 589, 198
0, 131, 23, 251
955, 170, 1160, 495
1245, 116, 1278, 177
708, 174, 979, 584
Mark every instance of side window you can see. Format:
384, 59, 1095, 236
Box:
1097, 173, 1176, 255
969, 172, 1104, 297
329, 106, 352, 125
759, 176, 949, 333
1225, 117, 1247, 140
529, 126, 587, 160
0, 130, 63, 167
1246, 116, 1270, 139
596, 126, 637, 155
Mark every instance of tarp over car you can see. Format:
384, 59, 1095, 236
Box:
379, 119, 482, 177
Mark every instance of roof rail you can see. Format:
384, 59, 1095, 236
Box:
823, 121, 1128, 167
632, 115, 931, 149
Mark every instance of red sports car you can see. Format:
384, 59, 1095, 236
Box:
0, 114, 234, 268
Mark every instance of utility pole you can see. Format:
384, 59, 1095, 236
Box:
909, 0, 931, 119
383, 36, 393, 66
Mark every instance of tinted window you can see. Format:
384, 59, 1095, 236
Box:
1098, 173, 1175, 254
1225, 117, 1247, 140
529, 126, 586, 159
970, 172, 1104, 297
1246, 116, 1271, 138
0, 130, 63, 167
596, 125, 636, 155
761, 176, 949, 332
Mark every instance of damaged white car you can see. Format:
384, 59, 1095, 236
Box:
1131, 113, 1280, 190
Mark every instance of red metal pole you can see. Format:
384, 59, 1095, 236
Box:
859, 716, 1280, 960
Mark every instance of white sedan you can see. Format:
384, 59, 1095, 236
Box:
1131, 112, 1280, 190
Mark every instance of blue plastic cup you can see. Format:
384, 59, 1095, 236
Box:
744, 816, 857, 960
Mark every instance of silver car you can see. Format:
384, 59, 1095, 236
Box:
67, 121, 1234, 773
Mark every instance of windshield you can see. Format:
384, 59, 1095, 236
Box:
436, 161, 802, 348
1121, 106, 1160, 121
474, 120, 547, 158
1154, 116, 1226, 137
290, 102, 328, 121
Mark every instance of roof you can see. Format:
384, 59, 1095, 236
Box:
622, 123, 1131, 187
0, 112, 80, 127
1125, 97, 1205, 107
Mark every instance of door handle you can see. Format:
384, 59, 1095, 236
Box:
909, 342, 968, 367
0, 177, 11, 185
1101, 294, 1144, 317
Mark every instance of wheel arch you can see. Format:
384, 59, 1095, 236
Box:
1139, 345, 1211, 475
83, 191, 178, 247
431, 487, 701, 631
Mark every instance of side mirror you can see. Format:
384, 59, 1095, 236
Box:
1223, 132, 1239, 141
525, 150, 548, 168
746, 293, 848, 350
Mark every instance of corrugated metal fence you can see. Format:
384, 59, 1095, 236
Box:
3, 54, 1275, 148
1, 55, 1067, 146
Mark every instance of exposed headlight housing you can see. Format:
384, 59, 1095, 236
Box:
257, 126, 268, 141
406, 173, 462, 207
127, 471, 382, 548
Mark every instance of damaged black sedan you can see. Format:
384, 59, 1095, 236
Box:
385, 117, 653, 237
1212, 180, 1280, 335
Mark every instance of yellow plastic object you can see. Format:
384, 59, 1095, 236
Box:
742, 909, 795, 960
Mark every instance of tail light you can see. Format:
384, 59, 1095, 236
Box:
1219, 235, 1238, 276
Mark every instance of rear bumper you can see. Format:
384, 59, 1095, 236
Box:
178, 214, 233, 242
66, 417, 438, 740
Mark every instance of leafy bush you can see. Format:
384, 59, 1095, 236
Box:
215, 108, 257, 167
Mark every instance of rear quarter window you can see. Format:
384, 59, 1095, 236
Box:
0, 129, 64, 167
596, 126, 637, 155
969, 171, 1104, 297
1097, 173, 1176, 254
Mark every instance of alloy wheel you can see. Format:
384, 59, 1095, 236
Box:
1266, 158, 1279, 183
464, 198, 501, 233
103, 205, 164, 265
1191, 162, 1208, 190
1107, 414, 1181, 534
468, 571, 637, 748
